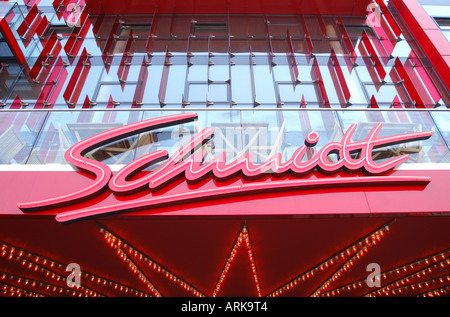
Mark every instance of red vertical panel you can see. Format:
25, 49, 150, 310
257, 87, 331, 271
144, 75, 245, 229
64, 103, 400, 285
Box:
357, 40, 382, 88
317, 15, 327, 37
328, 48, 351, 106
29, 33, 58, 80
9, 96, 22, 109
146, 14, 157, 55
132, 57, 149, 108
265, 16, 274, 66
117, 31, 134, 87
299, 16, 313, 63
102, 16, 120, 72
311, 57, 329, 107
389, 66, 411, 107
403, 58, 434, 108
63, 48, 90, 106
286, 30, 298, 87
336, 17, 356, 64
64, 9, 89, 57
46, 60, 68, 107
375, 0, 402, 37
249, 49, 256, 106
35, 15, 49, 38
158, 48, 170, 106
67, 12, 91, 57
34, 57, 67, 108
409, 51, 441, 104
103, 96, 118, 122
361, 31, 386, 81
369, 95, 379, 108
0, 19, 26, 64
16, 5, 38, 37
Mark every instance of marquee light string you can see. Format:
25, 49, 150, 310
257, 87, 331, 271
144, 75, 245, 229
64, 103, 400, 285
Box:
319, 249, 450, 297
365, 251, 450, 297
212, 224, 262, 297
98, 223, 206, 297
418, 283, 450, 297
0, 280, 43, 297
0, 241, 150, 297
0, 272, 86, 297
1, 218, 448, 297
267, 219, 394, 297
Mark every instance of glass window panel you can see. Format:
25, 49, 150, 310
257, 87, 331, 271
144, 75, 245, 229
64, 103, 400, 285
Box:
33, 111, 144, 164
188, 84, 208, 102
209, 64, 230, 82
364, 83, 409, 104
253, 65, 276, 104
141, 65, 163, 104
390, 39, 413, 58
346, 72, 367, 105
0, 111, 47, 164
165, 65, 187, 104
422, 5, 450, 17
97, 83, 137, 103
270, 110, 341, 162
231, 65, 253, 104
430, 111, 450, 157
289, 38, 308, 54
338, 110, 449, 163
273, 64, 295, 82
443, 30, 450, 42
279, 83, 302, 103
139, 110, 196, 163
208, 84, 228, 102
188, 64, 208, 82
295, 83, 319, 104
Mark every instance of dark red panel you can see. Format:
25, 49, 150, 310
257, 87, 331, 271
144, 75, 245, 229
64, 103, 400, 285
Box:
84, 0, 372, 15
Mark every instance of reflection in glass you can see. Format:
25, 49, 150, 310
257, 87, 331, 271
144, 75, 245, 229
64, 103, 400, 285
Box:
0, 110, 449, 167
338, 110, 449, 163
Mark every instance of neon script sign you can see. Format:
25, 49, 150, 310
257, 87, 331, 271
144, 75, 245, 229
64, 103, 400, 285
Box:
18, 113, 433, 222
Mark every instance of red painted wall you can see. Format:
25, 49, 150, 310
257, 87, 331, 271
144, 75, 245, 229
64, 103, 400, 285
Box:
1, 168, 449, 221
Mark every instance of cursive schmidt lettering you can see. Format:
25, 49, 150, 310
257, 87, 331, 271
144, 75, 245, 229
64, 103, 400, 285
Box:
17, 113, 433, 222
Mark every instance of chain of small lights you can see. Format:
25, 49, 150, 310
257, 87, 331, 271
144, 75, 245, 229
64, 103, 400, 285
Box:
99, 225, 206, 297
364, 250, 450, 297
320, 248, 450, 297
0, 280, 43, 297
212, 224, 262, 297
266, 221, 393, 297
0, 242, 104, 297
385, 275, 450, 296
312, 245, 372, 297
0, 241, 150, 297
0, 272, 89, 297
418, 282, 450, 297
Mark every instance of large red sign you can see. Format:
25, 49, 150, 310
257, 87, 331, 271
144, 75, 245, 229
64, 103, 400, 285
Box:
17, 113, 433, 222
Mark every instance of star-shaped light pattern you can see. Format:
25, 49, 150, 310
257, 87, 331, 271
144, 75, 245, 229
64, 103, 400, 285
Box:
1, 218, 450, 297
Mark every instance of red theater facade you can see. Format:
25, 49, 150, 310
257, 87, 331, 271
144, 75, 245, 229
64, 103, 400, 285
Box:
0, 0, 450, 298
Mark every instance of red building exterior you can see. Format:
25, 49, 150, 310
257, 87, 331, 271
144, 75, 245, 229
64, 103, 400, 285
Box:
0, 0, 450, 300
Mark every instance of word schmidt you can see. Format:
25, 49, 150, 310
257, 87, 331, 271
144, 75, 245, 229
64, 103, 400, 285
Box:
18, 113, 433, 222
